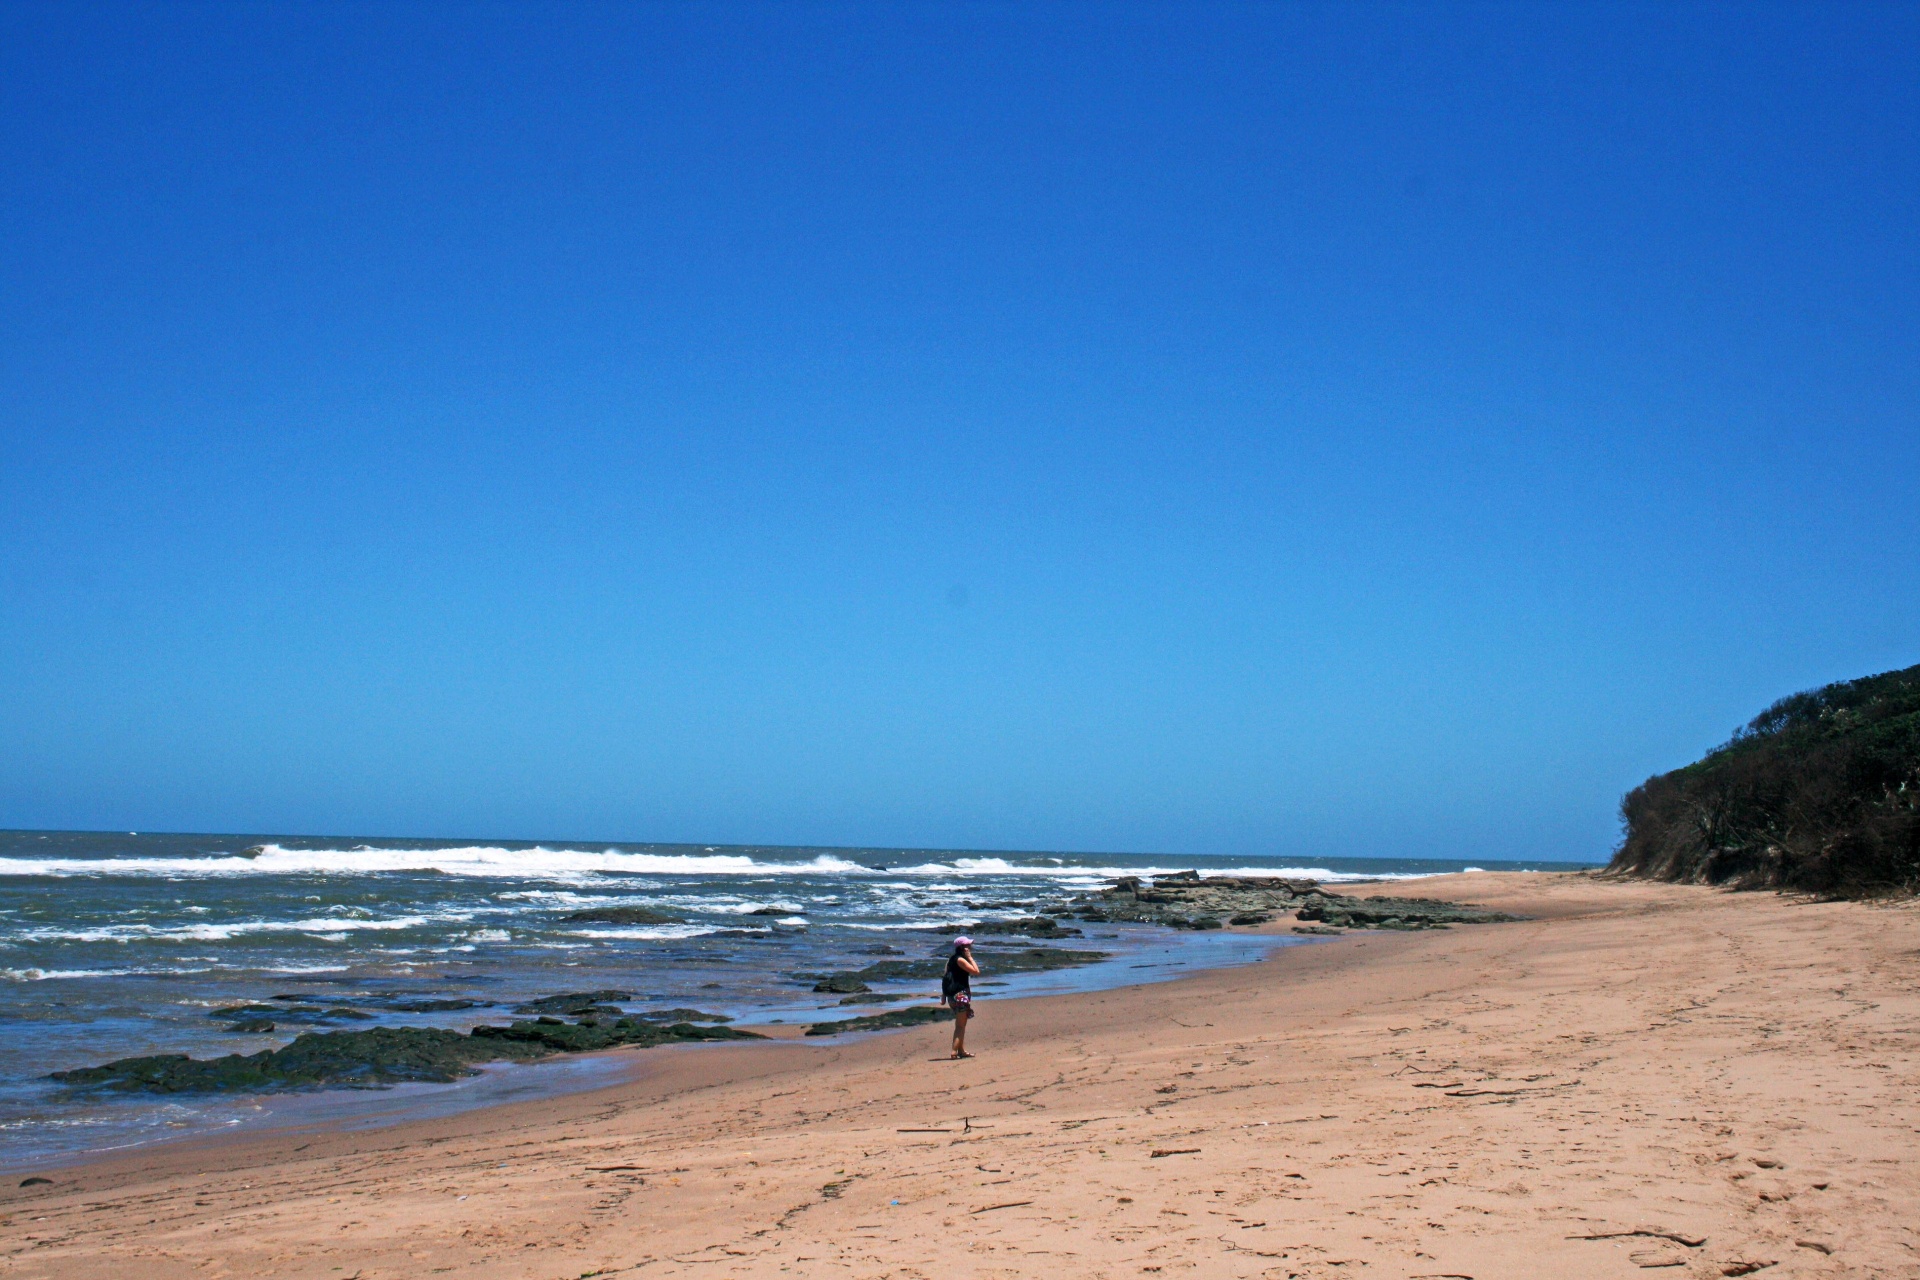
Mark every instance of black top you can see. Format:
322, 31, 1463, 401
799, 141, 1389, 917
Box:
942, 954, 972, 1000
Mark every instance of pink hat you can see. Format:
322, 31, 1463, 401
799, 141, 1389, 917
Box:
953, 936, 974, 948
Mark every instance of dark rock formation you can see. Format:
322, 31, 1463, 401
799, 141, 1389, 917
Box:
1068, 873, 1521, 931
805, 1006, 954, 1036
1293, 891, 1520, 929
812, 974, 872, 994
1609, 663, 1920, 896
560, 906, 685, 925
52, 1027, 543, 1092
52, 1011, 758, 1094
968, 916, 1083, 937
795, 944, 1109, 992
387, 998, 482, 1013
1069, 874, 1319, 928
633, 1007, 732, 1023
209, 1003, 372, 1026
511, 990, 633, 1015
471, 1017, 759, 1055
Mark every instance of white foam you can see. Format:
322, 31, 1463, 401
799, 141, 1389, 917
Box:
17, 915, 440, 943
0, 846, 1433, 883
0, 846, 869, 880
563, 924, 730, 941
1, 967, 141, 981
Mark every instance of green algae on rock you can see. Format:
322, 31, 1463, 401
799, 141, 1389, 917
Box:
805, 1005, 954, 1036
511, 989, 635, 1015
51, 1012, 759, 1094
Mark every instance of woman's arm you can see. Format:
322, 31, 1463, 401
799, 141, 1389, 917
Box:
956, 954, 981, 975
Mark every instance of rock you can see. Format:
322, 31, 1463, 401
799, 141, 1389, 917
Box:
813, 974, 872, 994
973, 946, 1109, 974
837, 993, 907, 1005
1293, 925, 1342, 935
387, 998, 482, 1013
209, 1003, 369, 1025
560, 907, 684, 925
747, 907, 796, 916
511, 990, 634, 1015
19, 1177, 53, 1187
1076, 874, 1525, 931
54, 1016, 763, 1094
1069, 874, 1319, 928
51, 1028, 535, 1092
209, 1004, 283, 1021
1294, 892, 1521, 929
236, 846, 266, 859
225, 1018, 276, 1033
633, 1008, 732, 1023
471, 1018, 760, 1054
805, 1006, 955, 1036
969, 917, 1084, 938
797, 944, 1110, 992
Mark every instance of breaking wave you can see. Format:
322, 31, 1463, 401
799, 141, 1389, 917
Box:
0, 844, 1421, 884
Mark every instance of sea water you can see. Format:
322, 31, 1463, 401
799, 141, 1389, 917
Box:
0, 830, 1594, 1169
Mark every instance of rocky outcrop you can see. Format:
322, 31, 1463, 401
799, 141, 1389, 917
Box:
511, 989, 634, 1015
560, 906, 685, 925
52, 1003, 756, 1094
967, 916, 1083, 938
812, 974, 872, 993
795, 943, 1110, 991
51, 1027, 544, 1092
1067, 873, 1522, 931
1292, 891, 1523, 929
209, 1003, 373, 1029
632, 1007, 733, 1023
1069, 873, 1319, 929
470, 1017, 758, 1054
805, 1006, 954, 1036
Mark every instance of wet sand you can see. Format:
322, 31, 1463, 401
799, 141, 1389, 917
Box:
3, 872, 1916, 1279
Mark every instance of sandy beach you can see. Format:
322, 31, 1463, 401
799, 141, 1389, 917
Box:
4, 872, 1916, 1280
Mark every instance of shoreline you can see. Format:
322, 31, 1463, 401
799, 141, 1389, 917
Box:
2, 921, 1299, 1176
6, 871, 1916, 1279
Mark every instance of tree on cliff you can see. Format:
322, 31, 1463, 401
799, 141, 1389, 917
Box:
1608, 663, 1920, 896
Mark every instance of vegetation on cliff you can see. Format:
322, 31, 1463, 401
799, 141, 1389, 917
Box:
1609, 663, 1920, 895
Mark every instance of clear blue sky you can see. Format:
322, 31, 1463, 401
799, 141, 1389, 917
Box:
2, 2, 1915, 860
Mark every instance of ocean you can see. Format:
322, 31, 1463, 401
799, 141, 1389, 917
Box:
0, 830, 1597, 1169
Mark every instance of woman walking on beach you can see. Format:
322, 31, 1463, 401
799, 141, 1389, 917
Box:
942, 936, 981, 1059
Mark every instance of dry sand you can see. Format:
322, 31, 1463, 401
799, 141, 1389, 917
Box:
4, 872, 1917, 1280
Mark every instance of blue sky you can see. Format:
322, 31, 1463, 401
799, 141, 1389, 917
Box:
1, 2, 1915, 860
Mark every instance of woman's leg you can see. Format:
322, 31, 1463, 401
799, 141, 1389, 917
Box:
951, 1006, 971, 1058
